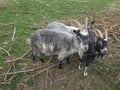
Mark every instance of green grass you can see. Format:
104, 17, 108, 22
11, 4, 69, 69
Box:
0, 0, 120, 90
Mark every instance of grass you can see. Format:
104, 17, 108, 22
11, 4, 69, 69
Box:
0, 0, 120, 90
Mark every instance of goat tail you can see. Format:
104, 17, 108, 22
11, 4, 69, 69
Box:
26, 36, 31, 45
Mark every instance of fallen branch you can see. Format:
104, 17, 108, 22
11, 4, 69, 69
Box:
5, 48, 32, 63
1, 67, 41, 76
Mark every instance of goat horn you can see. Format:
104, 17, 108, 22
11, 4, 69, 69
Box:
95, 28, 103, 38
93, 29, 98, 37
105, 30, 108, 39
85, 18, 88, 31
74, 20, 83, 31
91, 13, 95, 25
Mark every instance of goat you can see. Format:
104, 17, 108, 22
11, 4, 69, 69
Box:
46, 18, 108, 76
26, 29, 89, 69
79, 24, 108, 76
94, 29, 108, 58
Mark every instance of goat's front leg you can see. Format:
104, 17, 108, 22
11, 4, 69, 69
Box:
84, 61, 89, 76
78, 57, 83, 70
58, 54, 67, 69
84, 66, 88, 76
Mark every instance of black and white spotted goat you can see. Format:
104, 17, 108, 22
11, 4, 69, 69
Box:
46, 18, 108, 76
26, 26, 90, 68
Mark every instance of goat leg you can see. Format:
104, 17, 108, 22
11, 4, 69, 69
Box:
84, 61, 89, 76
31, 51, 35, 61
66, 57, 70, 64
58, 61, 63, 69
39, 57, 44, 63
79, 57, 83, 70
84, 67, 88, 76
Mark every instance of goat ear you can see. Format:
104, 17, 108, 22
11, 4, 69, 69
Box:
73, 30, 80, 35
104, 38, 109, 42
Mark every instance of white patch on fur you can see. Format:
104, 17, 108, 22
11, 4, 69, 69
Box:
49, 45, 54, 51
80, 42, 88, 52
67, 26, 79, 30
101, 47, 108, 53
104, 39, 108, 41
80, 30, 88, 36
42, 43, 47, 52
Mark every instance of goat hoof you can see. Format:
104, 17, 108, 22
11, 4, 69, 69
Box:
58, 65, 63, 69
83, 72, 88, 76
39, 58, 44, 63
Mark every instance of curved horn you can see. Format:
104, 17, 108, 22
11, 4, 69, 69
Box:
91, 13, 95, 25
74, 20, 83, 31
85, 18, 88, 31
105, 30, 108, 39
93, 29, 98, 37
95, 28, 103, 38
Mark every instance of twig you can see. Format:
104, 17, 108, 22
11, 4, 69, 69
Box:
0, 47, 11, 57
4, 65, 13, 81
12, 27, 16, 41
113, 34, 120, 42
1, 67, 40, 76
32, 76, 37, 89
8, 62, 16, 81
0, 82, 11, 85
13, 0, 19, 4
5, 48, 32, 63
82, 76, 90, 90
33, 63, 59, 77
8, 27, 16, 51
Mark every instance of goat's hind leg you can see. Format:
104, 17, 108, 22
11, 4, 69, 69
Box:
31, 51, 35, 61
37, 52, 44, 63
39, 57, 44, 63
66, 57, 70, 64
58, 55, 65, 69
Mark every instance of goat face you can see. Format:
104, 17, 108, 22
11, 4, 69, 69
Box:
73, 30, 89, 52
96, 38, 108, 58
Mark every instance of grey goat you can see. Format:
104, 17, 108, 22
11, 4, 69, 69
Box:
27, 29, 89, 68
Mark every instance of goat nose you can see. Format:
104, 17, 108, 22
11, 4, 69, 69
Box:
101, 47, 108, 54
